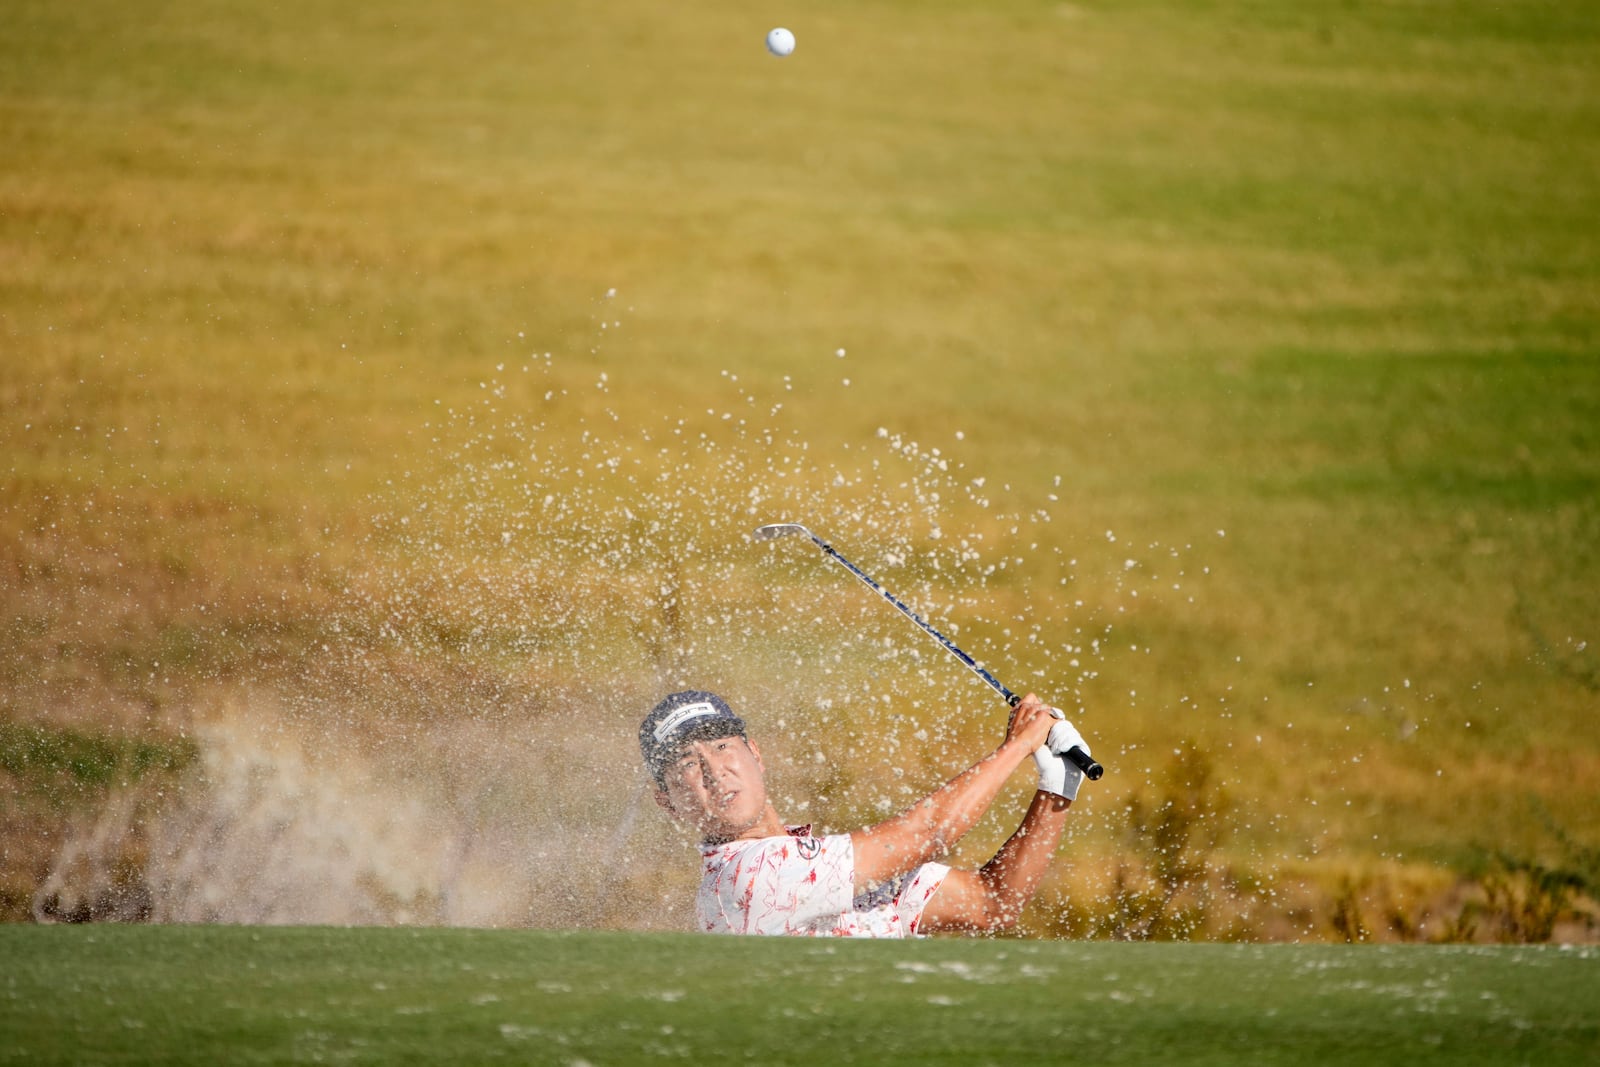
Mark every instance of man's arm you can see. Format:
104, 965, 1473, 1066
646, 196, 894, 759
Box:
848, 695, 1057, 892
915, 789, 1071, 933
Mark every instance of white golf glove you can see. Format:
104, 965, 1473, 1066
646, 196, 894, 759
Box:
1032, 712, 1091, 801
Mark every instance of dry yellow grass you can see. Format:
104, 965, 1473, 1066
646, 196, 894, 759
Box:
4, 0, 1597, 934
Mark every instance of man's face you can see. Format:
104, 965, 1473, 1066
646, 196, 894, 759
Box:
654, 734, 770, 844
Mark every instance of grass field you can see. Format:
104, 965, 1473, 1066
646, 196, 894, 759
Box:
3, 927, 1598, 1065
2, 0, 1599, 936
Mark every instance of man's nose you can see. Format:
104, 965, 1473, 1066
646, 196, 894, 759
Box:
699, 754, 727, 785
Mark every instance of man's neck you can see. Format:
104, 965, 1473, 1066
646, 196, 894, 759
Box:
702, 804, 787, 846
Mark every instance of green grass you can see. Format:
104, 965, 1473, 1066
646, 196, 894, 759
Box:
0, 722, 196, 809
2, 0, 1598, 932
2, 927, 1597, 1065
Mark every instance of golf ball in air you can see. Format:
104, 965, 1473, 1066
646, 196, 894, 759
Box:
766, 27, 795, 57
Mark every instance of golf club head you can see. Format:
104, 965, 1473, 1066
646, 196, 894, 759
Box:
753, 522, 813, 542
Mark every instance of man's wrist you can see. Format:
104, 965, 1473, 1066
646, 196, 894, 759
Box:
1032, 789, 1073, 812
995, 735, 1036, 767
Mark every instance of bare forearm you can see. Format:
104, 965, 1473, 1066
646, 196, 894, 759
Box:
917, 790, 1072, 933
851, 738, 1032, 887
903, 739, 1034, 855
976, 790, 1071, 918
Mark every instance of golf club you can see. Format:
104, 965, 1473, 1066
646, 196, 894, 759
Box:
754, 522, 1105, 780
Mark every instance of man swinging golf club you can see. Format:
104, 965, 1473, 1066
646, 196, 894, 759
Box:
641, 688, 1091, 937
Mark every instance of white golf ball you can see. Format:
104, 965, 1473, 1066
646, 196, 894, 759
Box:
766, 27, 795, 57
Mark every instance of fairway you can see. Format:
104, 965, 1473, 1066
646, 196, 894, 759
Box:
3, 927, 1597, 1066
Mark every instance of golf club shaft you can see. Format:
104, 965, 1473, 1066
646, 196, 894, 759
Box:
773, 527, 1104, 781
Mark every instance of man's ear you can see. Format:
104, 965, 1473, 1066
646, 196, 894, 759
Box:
746, 737, 765, 771
652, 788, 677, 817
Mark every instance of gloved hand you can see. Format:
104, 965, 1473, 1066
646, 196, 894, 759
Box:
1032, 711, 1091, 801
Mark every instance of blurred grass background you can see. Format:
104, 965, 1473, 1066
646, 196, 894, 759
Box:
2, 0, 1597, 935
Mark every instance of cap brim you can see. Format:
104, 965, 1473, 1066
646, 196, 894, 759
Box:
648, 717, 747, 772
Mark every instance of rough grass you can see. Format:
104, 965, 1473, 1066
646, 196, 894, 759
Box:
2, 0, 1598, 932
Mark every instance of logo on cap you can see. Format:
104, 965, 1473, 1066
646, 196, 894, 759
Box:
652, 701, 719, 743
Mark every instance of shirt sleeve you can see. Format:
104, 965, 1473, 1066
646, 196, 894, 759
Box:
896, 861, 951, 936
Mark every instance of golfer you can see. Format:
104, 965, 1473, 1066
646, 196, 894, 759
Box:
640, 689, 1091, 937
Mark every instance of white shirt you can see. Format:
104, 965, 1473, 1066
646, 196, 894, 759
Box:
696, 825, 949, 937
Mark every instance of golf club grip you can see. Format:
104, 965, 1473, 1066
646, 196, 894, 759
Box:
1064, 746, 1104, 781
1007, 694, 1105, 780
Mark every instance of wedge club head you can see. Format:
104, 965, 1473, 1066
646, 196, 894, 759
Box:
753, 522, 812, 542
